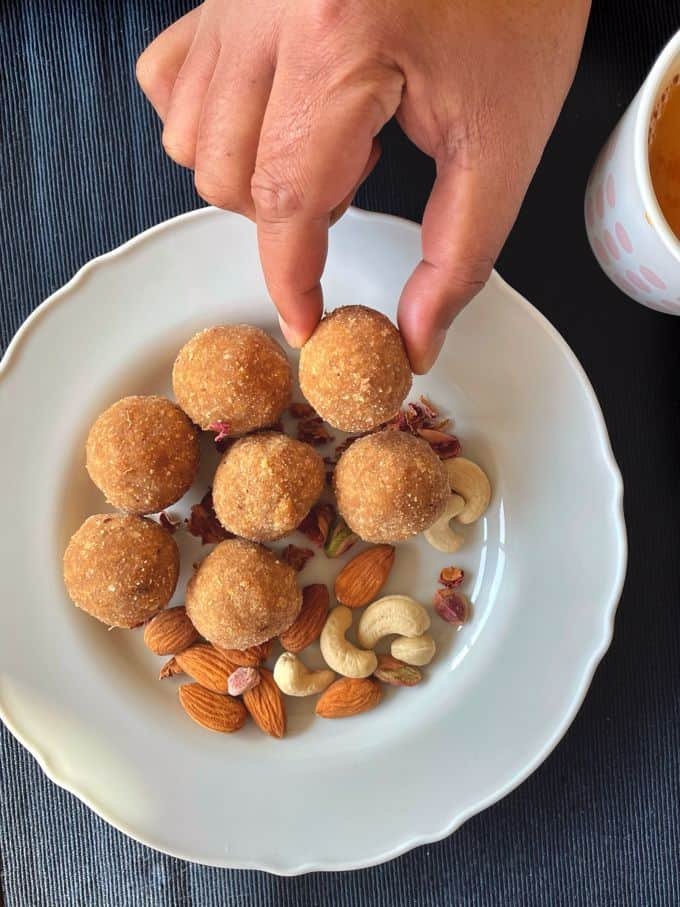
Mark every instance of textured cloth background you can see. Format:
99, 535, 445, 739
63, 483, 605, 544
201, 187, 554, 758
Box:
1, 2, 679, 905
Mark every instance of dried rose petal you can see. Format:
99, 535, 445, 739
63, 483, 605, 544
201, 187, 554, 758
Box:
439, 566, 464, 587
324, 516, 359, 558
434, 587, 470, 624
297, 502, 335, 547
381, 398, 458, 451
374, 654, 422, 687
186, 490, 232, 545
227, 666, 261, 696
289, 402, 316, 419
387, 410, 409, 431
417, 428, 461, 459
324, 457, 338, 485
405, 402, 428, 432
159, 512, 180, 534
208, 420, 231, 443
419, 396, 439, 421
298, 416, 334, 446
282, 544, 315, 571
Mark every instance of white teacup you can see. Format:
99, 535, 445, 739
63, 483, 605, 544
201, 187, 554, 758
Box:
585, 29, 680, 313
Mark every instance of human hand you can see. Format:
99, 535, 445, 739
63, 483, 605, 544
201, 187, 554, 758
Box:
137, 0, 590, 372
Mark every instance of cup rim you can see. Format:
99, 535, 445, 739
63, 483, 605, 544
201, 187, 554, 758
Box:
634, 28, 680, 265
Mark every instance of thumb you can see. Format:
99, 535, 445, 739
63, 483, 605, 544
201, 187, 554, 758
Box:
397, 150, 527, 373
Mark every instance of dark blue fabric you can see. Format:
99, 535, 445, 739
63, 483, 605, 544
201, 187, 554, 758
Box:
1, 2, 679, 905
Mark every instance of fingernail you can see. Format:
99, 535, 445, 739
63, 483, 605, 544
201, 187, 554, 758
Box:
278, 314, 305, 349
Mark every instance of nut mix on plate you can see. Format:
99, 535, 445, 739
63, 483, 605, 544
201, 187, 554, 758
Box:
62, 304, 491, 737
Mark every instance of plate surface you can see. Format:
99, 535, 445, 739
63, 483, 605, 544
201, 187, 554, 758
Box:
0, 207, 626, 873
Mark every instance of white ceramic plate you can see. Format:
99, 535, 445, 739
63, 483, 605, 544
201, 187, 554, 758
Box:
0, 207, 626, 874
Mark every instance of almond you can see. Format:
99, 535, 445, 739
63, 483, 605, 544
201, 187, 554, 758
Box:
278, 584, 329, 653
243, 668, 286, 738
219, 639, 273, 667
143, 607, 199, 655
315, 677, 382, 719
174, 643, 237, 693
178, 683, 247, 733
334, 545, 395, 608
159, 656, 183, 679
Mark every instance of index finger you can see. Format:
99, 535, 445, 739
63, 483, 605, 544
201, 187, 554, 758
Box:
252, 44, 403, 346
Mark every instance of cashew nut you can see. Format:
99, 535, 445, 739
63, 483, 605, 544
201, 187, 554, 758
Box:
424, 494, 466, 552
357, 595, 430, 649
273, 652, 336, 696
320, 606, 378, 678
391, 633, 436, 666
446, 457, 491, 524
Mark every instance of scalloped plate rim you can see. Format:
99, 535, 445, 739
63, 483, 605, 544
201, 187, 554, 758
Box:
0, 206, 627, 874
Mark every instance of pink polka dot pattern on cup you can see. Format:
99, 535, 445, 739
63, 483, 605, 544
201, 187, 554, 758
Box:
615, 222, 633, 254
584, 136, 678, 312
604, 230, 620, 260
617, 276, 639, 296
639, 265, 666, 290
586, 196, 594, 227
591, 237, 611, 267
625, 270, 651, 294
606, 174, 616, 208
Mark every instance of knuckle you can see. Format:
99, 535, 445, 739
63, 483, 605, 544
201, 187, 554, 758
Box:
251, 167, 304, 221
161, 130, 195, 169
308, 0, 350, 29
194, 172, 248, 212
135, 48, 160, 93
436, 104, 495, 164
359, 83, 401, 128
135, 45, 171, 95
446, 257, 493, 296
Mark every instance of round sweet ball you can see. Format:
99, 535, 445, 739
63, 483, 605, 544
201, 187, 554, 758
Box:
334, 430, 449, 543
298, 305, 412, 432
63, 514, 180, 628
212, 432, 325, 542
172, 325, 292, 434
185, 539, 302, 650
86, 395, 199, 514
